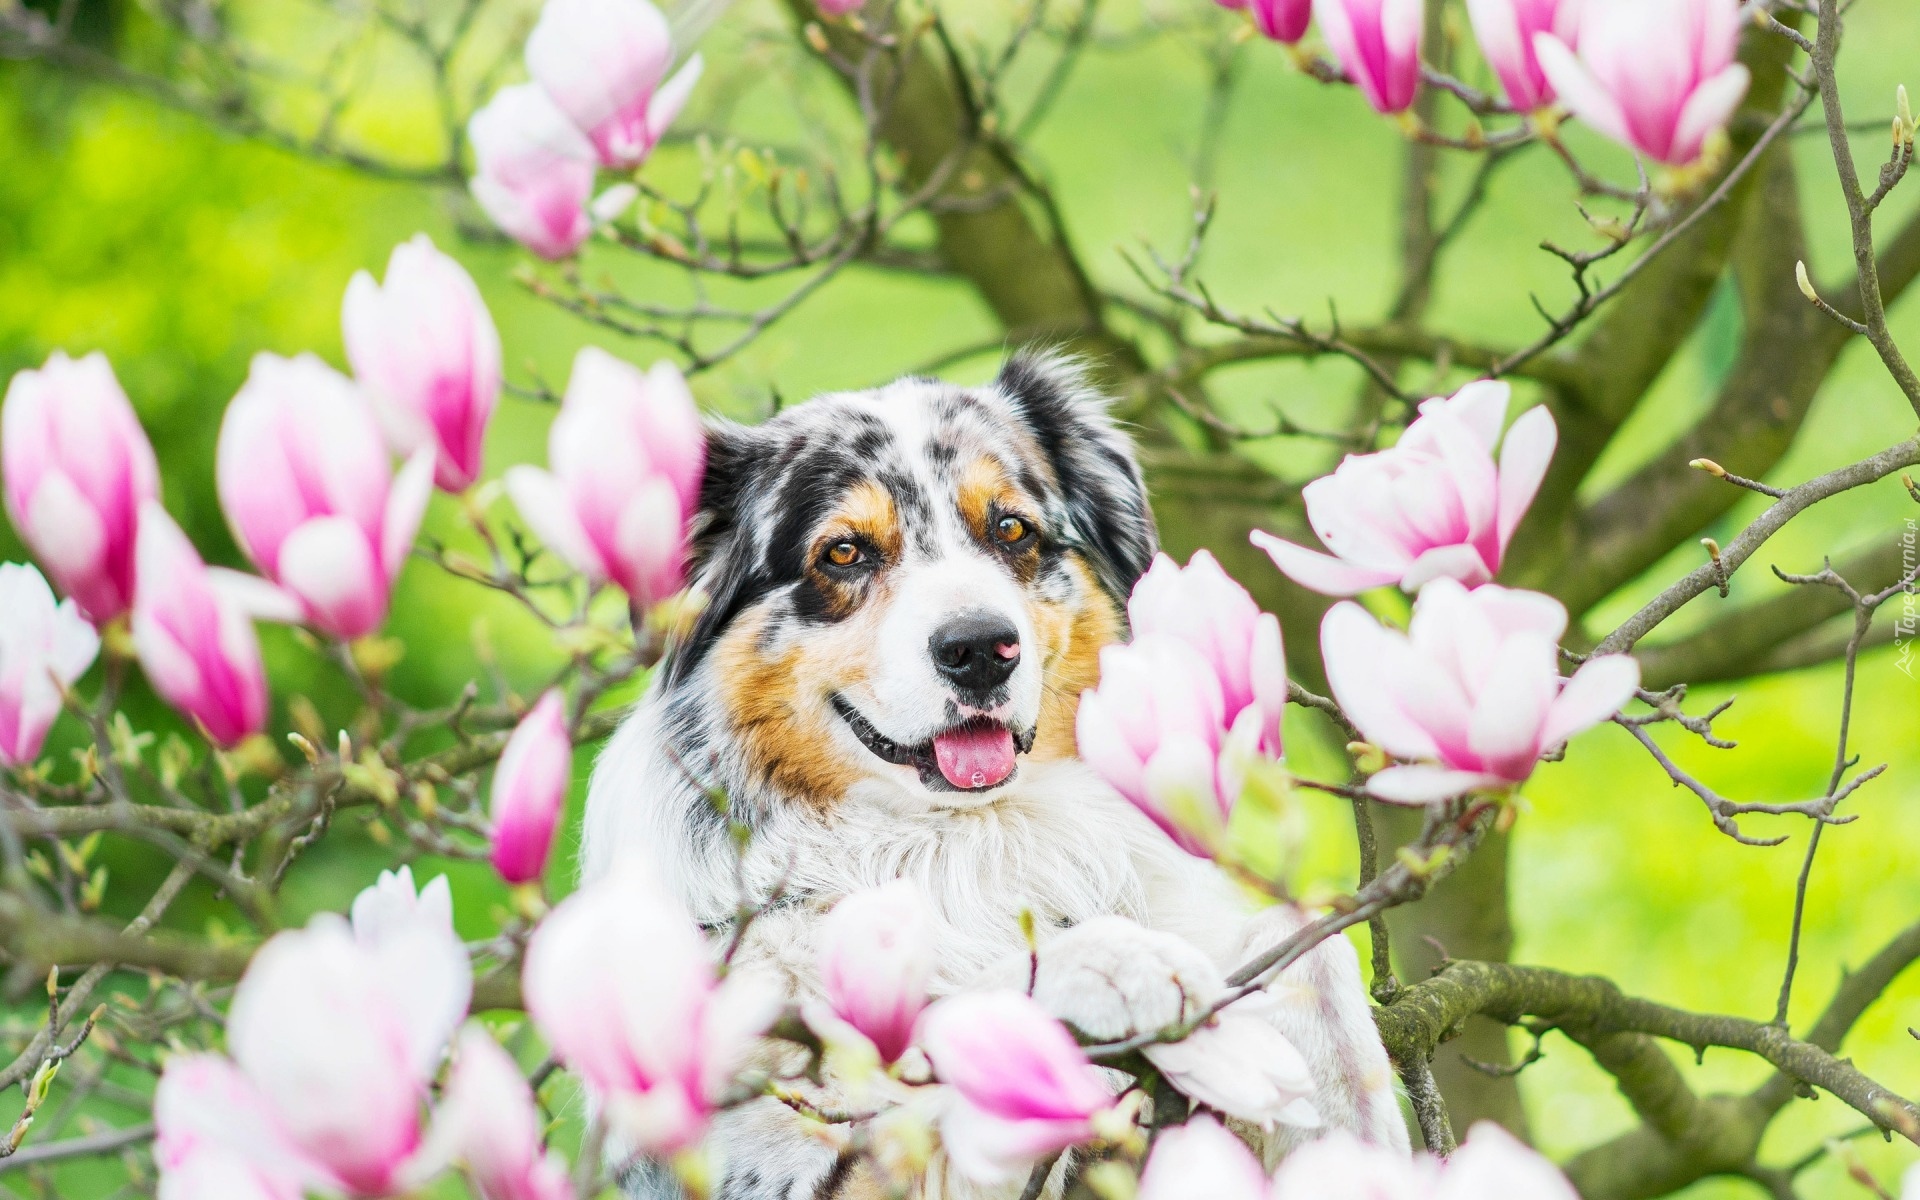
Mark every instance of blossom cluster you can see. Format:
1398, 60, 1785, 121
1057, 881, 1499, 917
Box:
1076, 380, 1640, 849
154, 868, 570, 1200
1216, 0, 1750, 166
467, 0, 702, 258
151, 862, 1587, 1199
0, 221, 704, 881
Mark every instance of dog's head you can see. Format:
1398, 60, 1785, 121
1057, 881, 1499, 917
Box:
662, 352, 1155, 812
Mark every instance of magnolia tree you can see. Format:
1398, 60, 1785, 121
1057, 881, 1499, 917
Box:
1, 0, 1919, 1196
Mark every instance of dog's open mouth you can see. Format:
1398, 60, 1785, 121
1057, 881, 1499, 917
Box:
831, 695, 1034, 792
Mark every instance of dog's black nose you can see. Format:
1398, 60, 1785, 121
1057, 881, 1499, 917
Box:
930, 612, 1021, 697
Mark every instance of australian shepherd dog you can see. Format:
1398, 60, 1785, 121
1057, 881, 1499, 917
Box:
583, 352, 1409, 1198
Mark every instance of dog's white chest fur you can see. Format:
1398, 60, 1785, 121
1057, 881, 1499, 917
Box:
584, 704, 1409, 1199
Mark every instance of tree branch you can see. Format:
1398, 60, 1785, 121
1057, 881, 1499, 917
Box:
1635, 539, 1910, 687
1591, 435, 1920, 656
1373, 959, 1920, 1151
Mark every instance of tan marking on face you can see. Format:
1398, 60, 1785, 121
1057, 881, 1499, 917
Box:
1029, 554, 1125, 762
955, 456, 1011, 542
715, 606, 869, 811
806, 480, 903, 621
956, 455, 1042, 581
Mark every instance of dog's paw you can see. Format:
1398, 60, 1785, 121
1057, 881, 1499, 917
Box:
1233, 904, 1411, 1153
1032, 916, 1224, 1041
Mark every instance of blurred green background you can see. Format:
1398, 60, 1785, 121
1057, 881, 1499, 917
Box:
2, 0, 1917, 1194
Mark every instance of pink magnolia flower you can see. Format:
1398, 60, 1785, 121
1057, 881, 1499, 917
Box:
1076, 636, 1252, 857
1138, 1116, 1271, 1200
1253, 0, 1314, 42
468, 84, 597, 260
1269, 1129, 1436, 1198
489, 690, 573, 886
816, 0, 863, 15
1217, 0, 1313, 43
1129, 550, 1285, 755
1, 351, 159, 623
919, 991, 1120, 1184
216, 353, 434, 641
156, 1150, 303, 1200
813, 879, 935, 1065
0, 563, 99, 766
504, 348, 705, 610
1252, 381, 1557, 597
1313, 0, 1425, 114
154, 869, 471, 1198
130, 505, 279, 747
1464, 0, 1580, 110
1140, 996, 1319, 1131
522, 865, 779, 1155
154, 1071, 309, 1200
433, 1025, 575, 1200
1434, 1122, 1580, 1200
1321, 578, 1640, 804
525, 0, 703, 170
1534, 0, 1750, 166
343, 235, 503, 493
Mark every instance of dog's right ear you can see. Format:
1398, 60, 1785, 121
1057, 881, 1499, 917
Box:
664, 419, 768, 686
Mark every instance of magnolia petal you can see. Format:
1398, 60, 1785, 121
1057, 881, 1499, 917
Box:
1463, 632, 1559, 775
24, 471, 108, 603
1074, 688, 1149, 808
505, 466, 606, 581
153, 1055, 317, 1180
609, 477, 684, 607
1137, 1116, 1271, 1200
1422, 402, 1500, 544
1320, 604, 1442, 762
382, 448, 437, 581
1399, 543, 1493, 592
1436, 1121, 1582, 1200
1141, 1012, 1317, 1129
1142, 733, 1229, 857
697, 967, 783, 1101
1249, 612, 1287, 754
277, 517, 386, 640
644, 53, 704, 147
1670, 62, 1751, 164
1368, 765, 1508, 805
939, 1100, 1093, 1186
1438, 379, 1511, 450
1494, 404, 1558, 555
1251, 530, 1399, 596
1541, 653, 1640, 749
1534, 33, 1634, 149
207, 569, 306, 625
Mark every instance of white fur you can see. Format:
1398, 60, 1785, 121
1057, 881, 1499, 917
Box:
585, 713, 1409, 1199
580, 363, 1409, 1198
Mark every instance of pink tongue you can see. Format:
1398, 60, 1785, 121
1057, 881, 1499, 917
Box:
932, 724, 1017, 790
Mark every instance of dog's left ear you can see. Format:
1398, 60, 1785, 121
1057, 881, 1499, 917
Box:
663, 418, 771, 686
996, 351, 1158, 601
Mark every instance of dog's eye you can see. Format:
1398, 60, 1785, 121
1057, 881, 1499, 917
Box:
994, 515, 1031, 544
824, 540, 864, 568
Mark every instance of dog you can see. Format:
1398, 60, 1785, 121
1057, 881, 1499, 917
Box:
581, 352, 1409, 1198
